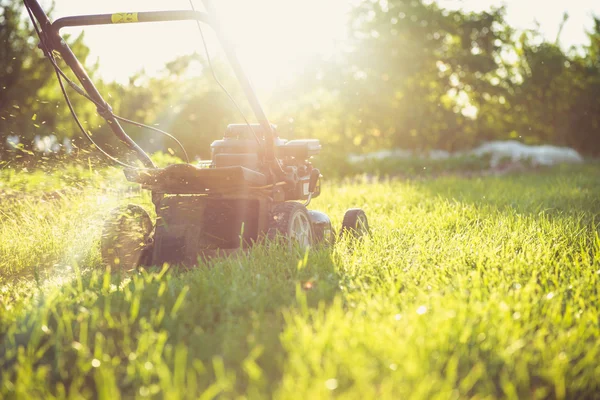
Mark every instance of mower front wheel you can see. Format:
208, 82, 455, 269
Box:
101, 204, 153, 271
340, 208, 370, 239
268, 202, 314, 250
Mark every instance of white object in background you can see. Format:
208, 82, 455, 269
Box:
469, 140, 584, 168
347, 148, 413, 163
347, 140, 584, 168
427, 149, 451, 160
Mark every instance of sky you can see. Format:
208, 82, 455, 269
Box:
47, 0, 600, 91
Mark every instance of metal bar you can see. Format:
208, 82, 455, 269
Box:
53, 10, 211, 32
200, 0, 277, 162
23, 0, 156, 168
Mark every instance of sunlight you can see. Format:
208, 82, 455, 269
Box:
52, 0, 350, 93
216, 0, 350, 91
49, 0, 599, 96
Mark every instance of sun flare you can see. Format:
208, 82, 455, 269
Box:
52, 0, 350, 93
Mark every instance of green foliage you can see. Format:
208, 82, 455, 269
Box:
3, 0, 600, 165
95, 54, 242, 160
269, 1, 513, 154
0, 1, 103, 159
1, 164, 600, 397
0, 1, 54, 150
271, 1, 600, 156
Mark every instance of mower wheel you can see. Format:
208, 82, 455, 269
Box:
101, 204, 153, 271
340, 208, 369, 239
268, 202, 313, 250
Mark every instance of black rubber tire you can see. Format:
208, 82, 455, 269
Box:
267, 202, 314, 250
101, 204, 153, 271
340, 208, 369, 239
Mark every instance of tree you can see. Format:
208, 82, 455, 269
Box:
565, 17, 600, 154
1, 1, 54, 155
270, 0, 514, 154
0, 1, 101, 159
100, 53, 241, 160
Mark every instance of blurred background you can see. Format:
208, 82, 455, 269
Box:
1, 0, 600, 173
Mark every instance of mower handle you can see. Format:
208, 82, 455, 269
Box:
52, 10, 211, 33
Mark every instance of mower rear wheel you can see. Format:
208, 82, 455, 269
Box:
340, 208, 369, 239
268, 202, 313, 250
101, 204, 153, 271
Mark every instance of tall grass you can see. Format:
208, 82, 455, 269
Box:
1, 164, 599, 398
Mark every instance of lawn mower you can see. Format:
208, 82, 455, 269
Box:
24, 0, 370, 269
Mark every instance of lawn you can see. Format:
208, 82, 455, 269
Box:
1, 163, 599, 399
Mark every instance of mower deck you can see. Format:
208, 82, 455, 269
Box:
152, 194, 269, 265
124, 164, 268, 193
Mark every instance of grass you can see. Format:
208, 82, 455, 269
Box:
1, 163, 599, 399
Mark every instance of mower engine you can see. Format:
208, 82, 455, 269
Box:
211, 124, 322, 201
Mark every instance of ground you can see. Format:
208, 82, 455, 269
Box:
1, 163, 599, 399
